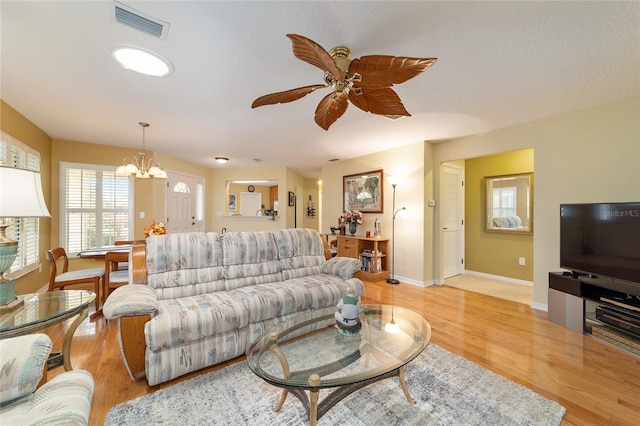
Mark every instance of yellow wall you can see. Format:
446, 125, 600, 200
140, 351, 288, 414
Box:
464, 149, 534, 281
299, 177, 320, 231
0, 100, 52, 293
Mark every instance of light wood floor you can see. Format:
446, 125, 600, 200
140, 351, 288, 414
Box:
445, 273, 533, 305
43, 280, 640, 426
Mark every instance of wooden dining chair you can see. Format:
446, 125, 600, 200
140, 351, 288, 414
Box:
46, 247, 104, 314
103, 251, 130, 302
113, 240, 145, 270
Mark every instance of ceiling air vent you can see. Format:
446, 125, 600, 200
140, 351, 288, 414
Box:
113, 1, 169, 40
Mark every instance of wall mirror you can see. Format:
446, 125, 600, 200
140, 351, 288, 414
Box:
484, 173, 533, 234
225, 180, 278, 217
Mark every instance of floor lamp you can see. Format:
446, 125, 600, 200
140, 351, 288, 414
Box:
0, 166, 51, 306
386, 180, 406, 285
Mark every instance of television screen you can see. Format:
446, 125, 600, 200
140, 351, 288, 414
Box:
560, 202, 640, 285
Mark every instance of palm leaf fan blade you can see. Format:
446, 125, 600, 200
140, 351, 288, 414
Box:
349, 56, 437, 88
314, 91, 348, 130
286, 34, 344, 82
251, 85, 326, 108
348, 87, 410, 116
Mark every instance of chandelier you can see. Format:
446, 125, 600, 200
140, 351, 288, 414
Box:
116, 122, 167, 179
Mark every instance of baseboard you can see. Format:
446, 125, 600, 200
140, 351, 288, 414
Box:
391, 275, 434, 288
531, 302, 548, 312
464, 270, 533, 287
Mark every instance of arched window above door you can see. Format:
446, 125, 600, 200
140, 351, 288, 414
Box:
173, 181, 190, 193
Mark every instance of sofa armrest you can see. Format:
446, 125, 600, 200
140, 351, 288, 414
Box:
322, 256, 362, 279
103, 284, 158, 319
130, 244, 147, 284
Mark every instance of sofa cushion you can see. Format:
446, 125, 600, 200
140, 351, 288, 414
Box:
287, 275, 365, 310
228, 281, 314, 322
146, 232, 225, 299
0, 370, 94, 426
273, 228, 326, 280
0, 334, 51, 404
222, 232, 282, 290
145, 292, 249, 351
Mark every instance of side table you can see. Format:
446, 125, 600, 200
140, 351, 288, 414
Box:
0, 290, 95, 371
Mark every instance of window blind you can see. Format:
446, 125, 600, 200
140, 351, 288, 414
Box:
61, 162, 133, 254
0, 131, 42, 279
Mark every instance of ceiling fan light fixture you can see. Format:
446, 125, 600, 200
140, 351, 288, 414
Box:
252, 34, 436, 131
110, 45, 174, 77
215, 157, 229, 164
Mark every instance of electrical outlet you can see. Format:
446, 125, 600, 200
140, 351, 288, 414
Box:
519, 257, 525, 266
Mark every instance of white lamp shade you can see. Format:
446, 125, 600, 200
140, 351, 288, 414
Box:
387, 175, 402, 185
0, 167, 51, 217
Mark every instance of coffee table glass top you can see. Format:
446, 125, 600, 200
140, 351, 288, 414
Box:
0, 290, 95, 335
246, 304, 431, 389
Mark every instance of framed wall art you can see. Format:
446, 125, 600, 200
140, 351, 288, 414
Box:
228, 194, 237, 211
288, 191, 295, 206
343, 169, 383, 213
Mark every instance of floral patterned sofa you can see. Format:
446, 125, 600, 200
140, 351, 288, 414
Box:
103, 228, 364, 386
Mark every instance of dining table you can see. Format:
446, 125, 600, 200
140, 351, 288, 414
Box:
77, 244, 136, 259
77, 243, 142, 320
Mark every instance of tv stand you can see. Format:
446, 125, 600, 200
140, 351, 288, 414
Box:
548, 272, 640, 356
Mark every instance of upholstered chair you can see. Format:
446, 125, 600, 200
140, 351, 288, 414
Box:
0, 334, 94, 425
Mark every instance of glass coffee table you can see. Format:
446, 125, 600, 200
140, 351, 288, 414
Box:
246, 304, 431, 425
0, 290, 95, 371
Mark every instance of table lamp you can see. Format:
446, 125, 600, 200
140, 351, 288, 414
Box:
0, 166, 51, 306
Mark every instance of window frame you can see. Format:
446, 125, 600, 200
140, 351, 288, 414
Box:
59, 162, 134, 255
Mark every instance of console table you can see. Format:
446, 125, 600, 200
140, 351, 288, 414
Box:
549, 272, 640, 355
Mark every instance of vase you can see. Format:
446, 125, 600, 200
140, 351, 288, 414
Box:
349, 222, 357, 235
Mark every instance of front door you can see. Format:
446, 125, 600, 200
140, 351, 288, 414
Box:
166, 171, 203, 233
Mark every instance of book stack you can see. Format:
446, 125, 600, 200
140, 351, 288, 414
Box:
359, 249, 382, 273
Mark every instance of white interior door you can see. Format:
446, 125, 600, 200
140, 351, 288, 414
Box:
240, 192, 262, 216
443, 164, 464, 278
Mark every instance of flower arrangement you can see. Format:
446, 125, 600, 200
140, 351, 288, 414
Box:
342, 209, 363, 225
144, 220, 167, 238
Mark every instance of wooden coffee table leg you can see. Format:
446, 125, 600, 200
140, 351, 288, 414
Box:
308, 374, 321, 426
269, 332, 291, 412
398, 366, 415, 404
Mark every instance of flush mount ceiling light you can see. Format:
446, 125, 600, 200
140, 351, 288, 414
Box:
215, 157, 229, 164
110, 45, 174, 77
116, 122, 167, 179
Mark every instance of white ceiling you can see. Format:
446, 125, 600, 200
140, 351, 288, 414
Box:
2, 1, 639, 178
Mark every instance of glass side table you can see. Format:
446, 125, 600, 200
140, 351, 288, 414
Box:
0, 290, 95, 371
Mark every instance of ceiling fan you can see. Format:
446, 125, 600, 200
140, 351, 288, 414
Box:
251, 34, 437, 130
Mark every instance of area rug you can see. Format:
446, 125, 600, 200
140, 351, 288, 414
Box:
105, 344, 565, 425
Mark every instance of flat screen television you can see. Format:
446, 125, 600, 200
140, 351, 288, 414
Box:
560, 202, 640, 286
